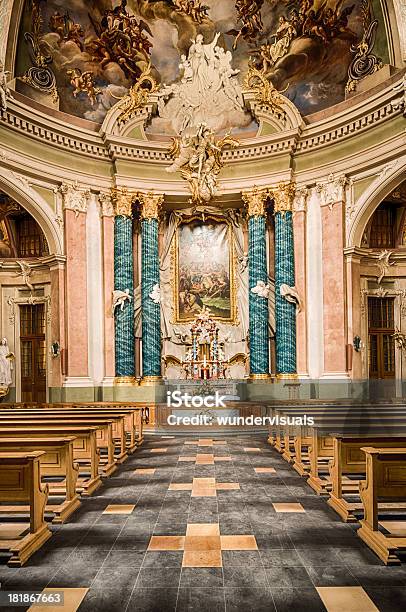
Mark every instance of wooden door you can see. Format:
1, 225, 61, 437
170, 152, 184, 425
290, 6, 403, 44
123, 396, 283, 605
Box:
368, 297, 395, 379
20, 304, 46, 402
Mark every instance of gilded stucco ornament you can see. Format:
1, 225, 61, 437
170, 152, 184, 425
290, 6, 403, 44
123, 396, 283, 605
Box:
113, 63, 158, 125
60, 181, 90, 217
138, 192, 164, 220
111, 187, 136, 218
243, 65, 287, 117
242, 187, 268, 217
167, 123, 238, 205
269, 182, 296, 215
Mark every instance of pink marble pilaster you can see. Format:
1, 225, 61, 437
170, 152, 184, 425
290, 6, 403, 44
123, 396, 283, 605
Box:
49, 262, 66, 386
345, 251, 362, 379
64, 209, 89, 377
321, 201, 347, 374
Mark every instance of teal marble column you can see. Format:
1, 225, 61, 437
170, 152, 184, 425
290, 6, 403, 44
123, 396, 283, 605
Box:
273, 183, 297, 377
113, 190, 135, 381
140, 194, 163, 382
243, 189, 270, 379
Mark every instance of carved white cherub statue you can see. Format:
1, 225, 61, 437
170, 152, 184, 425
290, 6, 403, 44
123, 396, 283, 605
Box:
149, 283, 161, 304
251, 280, 270, 298
112, 289, 132, 316
0, 60, 12, 112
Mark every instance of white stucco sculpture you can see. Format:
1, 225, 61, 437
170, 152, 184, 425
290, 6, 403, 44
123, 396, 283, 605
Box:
392, 75, 406, 116
0, 60, 12, 112
280, 284, 302, 313
0, 337, 13, 391
16, 260, 34, 292
251, 280, 270, 299
112, 289, 132, 316
153, 33, 246, 135
149, 283, 161, 304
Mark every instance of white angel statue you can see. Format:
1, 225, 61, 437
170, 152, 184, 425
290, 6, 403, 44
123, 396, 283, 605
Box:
112, 289, 132, 316
149, 284, 161, 304
251, 280, 270, 299
280, 284, 302, 313
0, 338, 13, 386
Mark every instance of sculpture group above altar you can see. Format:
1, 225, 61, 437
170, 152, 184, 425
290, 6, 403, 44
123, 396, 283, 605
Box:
152, 32, 250, 136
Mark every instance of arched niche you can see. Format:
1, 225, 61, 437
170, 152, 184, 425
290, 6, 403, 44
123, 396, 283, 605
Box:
0, 168, 63, 255
348, 156, 406, 247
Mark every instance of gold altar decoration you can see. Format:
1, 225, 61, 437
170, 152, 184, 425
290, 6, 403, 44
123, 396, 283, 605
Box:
243, 66, 287, 115
111, 187, 136, 218
268, 182, 296, 215
182, 308, 228, 380
242, 187, 268, 217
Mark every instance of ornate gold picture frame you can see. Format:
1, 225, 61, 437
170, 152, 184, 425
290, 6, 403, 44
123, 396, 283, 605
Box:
172, 216, 237, 324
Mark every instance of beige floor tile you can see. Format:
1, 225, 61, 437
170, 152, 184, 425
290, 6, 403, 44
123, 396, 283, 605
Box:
214, 457, 232, 461
193, 477, 216, 488
198, 439, 214, 446
316, 587, 379, 612
215, 483, 240, 490
220, 535, 258, 550
380, 521, 406, 536
254, 467, 276, 473
103, 504, 135, 514
196, 454, 215, 464
150, 448, 167, 453
184, 535, 221, 551
213, 441, 227, 445
185, 441, 198, 445
134, 468, 156, 475
178, 456, 196, 462
168, 483, 193, 491
148, 536, 185, 551
186, 523, 220, 536
28, 588, 89, 612
182, 550, 222, 567
191, 488, 217, 497
273, 503, 305, 513
244, 447, 261, 452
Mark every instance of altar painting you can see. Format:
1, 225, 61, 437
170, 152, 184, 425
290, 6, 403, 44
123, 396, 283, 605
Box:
174, 221, 235, 322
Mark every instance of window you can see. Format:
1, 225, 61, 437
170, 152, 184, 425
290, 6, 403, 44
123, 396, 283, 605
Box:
16, 215, 49, 257
368, 297, 395, 379
369, 204, 396, 248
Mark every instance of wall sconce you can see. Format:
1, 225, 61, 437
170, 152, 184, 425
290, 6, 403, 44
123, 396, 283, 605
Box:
353, 336, 362, 352
50, 341, 60, 358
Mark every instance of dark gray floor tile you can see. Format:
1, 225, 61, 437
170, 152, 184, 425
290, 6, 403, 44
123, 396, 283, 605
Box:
142, 551, 184, 567
307, 565, 360, 587
223, 566, 268, 588
47, 565, 99, 588
136, 567, 181, 589
260, 549, 304, 567
224, 587, 275, 612
364, 587, 406, 612
128, 587, 179, 612
221, 550, 262, 567
176, 587, 225, 612
266, 566, 314, 588
180, 567, 223, 588
271, 587, 327, 611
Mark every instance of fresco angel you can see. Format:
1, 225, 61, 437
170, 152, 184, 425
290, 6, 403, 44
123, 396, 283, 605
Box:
67, 69, 101, 106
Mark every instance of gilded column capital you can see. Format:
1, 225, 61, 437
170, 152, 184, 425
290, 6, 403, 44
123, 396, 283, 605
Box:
138, 192, 164, 220
268, 182, 296, 215
111, 187, 136, 218
242, 187, 268, 217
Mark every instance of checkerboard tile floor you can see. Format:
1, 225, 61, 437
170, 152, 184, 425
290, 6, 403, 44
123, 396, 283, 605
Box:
1, 435, 406, 611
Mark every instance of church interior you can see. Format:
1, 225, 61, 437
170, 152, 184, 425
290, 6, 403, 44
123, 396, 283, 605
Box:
1, 0, 406, 610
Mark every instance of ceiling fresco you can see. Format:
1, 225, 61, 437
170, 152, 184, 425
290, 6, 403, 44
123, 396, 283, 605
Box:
14, 0, 390, 135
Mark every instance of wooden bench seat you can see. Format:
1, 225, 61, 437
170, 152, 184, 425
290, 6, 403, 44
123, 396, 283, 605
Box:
0, 426, 101, 496
0, 416, 118, 477
0, 437, 81, 524
357, 447, 406, 565
0, 451, 52, 567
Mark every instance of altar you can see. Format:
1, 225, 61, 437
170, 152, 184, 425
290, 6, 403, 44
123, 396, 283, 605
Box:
182, 309, 228, 380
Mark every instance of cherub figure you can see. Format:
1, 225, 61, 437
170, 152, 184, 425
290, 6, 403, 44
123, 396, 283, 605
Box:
0, 61, 12, 112
67, 68, 101, 106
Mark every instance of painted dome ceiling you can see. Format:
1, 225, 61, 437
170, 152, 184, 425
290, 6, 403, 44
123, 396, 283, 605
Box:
14, 0, 391, 135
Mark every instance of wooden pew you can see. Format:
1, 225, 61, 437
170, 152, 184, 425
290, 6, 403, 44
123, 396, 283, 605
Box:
0, 451, 52, 566
0, 426, 101, 496
0, 409, 132, 466
0, 437, 80, 523
0, 415, 118, 476
358, 447, 406, 565
327, 436, 406, 522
